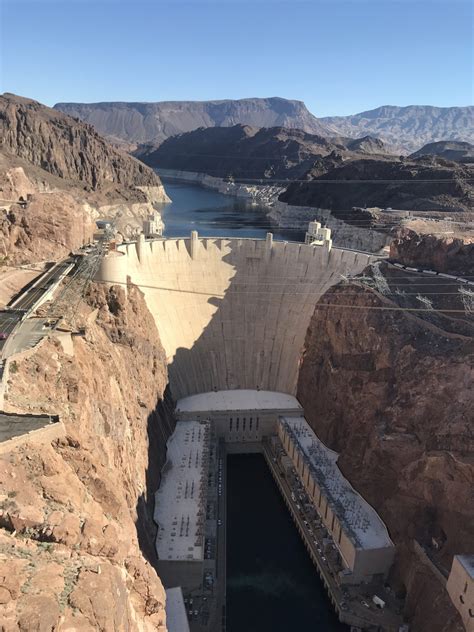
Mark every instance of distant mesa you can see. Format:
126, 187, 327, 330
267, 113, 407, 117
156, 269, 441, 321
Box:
54, 97, 333, 148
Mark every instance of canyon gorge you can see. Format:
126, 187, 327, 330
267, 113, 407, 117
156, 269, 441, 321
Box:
0, 93, 472, 632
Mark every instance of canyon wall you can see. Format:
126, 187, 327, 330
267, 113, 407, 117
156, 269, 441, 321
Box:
96, 236, 375, 400
0, 283, 173, 631
391, 227, 474, 275
0, 93, 169, 201
297, 282, 473, 632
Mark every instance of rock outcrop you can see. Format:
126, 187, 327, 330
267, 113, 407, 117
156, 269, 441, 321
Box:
297, 270, 474, 632
0, 158, 97, 264
390, 227, 474, 275
0, 93, 169, 203
0, 93, 172, 264
0, 282, 172, 630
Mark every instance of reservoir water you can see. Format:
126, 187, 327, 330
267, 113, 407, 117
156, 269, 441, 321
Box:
226, 454, 348, 632
161, 180, 305, 241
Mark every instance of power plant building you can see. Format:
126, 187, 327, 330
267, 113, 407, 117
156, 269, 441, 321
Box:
176, 390, 302, 445
154, 420, 210, 591
278, 417, 395, 584
447, 555, 474, 632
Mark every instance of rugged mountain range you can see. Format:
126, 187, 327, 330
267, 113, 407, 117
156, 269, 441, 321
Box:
410, 140, 474, 163
54, 98, 473, 153
139, 122, 473, 214
55, 97, 332, 147
137, 124, 390, 181
321, 105, 474, 154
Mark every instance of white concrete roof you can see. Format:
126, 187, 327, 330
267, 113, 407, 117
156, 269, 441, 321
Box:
165, 587, 190, 632
281, 417, 393, 550
457, 555, 474, 579
176, 390, 302, 413
154, 421, 210, 561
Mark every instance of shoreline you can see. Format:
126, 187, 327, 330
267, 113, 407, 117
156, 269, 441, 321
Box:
156, 168, 390, 253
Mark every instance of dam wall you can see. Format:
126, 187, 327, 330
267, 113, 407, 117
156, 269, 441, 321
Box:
96, 235, 375, 399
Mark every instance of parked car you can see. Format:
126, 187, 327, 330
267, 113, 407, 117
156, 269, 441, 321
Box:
0, 333, 7, 340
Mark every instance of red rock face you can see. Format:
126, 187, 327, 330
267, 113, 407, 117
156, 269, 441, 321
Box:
391, 227, 474, 275
297, 283, 473, 632
0, 284, 171, 630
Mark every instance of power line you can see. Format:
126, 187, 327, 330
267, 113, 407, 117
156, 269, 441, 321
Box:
162, 174, 474, 184
88, 277, 472, 314
3, 260, 474, 283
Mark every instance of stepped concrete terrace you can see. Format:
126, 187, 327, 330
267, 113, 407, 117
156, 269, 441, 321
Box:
96, 232, 376, 400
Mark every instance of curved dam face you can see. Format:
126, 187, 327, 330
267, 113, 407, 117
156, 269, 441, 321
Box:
97, 234, 374, 399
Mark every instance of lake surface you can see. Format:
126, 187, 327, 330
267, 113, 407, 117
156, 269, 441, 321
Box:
160, 180, 305, 241
226, 454, 348, 632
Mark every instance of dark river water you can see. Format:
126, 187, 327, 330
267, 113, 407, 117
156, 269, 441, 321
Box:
227, 454, 348, 632
160, 180, 305, 241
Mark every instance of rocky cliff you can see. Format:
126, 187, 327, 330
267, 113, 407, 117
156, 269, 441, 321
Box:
391, 227, 474, 275
54, 97, 334, 146
297, 268, 473, 632
0, 282, 173, 631
0, 94, 171, 264
0, 93, 169, 203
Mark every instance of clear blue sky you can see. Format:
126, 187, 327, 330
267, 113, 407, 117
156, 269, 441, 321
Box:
0, 0, 472, 116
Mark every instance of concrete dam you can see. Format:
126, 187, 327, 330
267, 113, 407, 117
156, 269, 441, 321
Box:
96, 232, 405, 631
96, 232, 375, 400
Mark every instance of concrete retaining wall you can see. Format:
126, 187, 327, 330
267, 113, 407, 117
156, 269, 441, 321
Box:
96, 236, 374, 400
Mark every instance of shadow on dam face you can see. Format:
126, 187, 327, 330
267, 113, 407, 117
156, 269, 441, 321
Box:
97, 236, 375, 400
